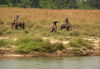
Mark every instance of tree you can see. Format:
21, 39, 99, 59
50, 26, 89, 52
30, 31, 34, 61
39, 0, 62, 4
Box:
39, 0, 56, 8
67, 0, 78, 9
54, 0, 69, 9
77, 0, 91, 9
0, 0, 100, 9
31, 0, 40, 8
86, 0, 100, 9
0, 0, 8, 4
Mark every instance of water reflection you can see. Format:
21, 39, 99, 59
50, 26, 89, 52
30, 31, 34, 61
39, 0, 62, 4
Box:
0, 56, 100, 69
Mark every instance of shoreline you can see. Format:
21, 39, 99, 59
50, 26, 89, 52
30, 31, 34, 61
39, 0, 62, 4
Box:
0, 36, 100, 58
0, 52, 100, 58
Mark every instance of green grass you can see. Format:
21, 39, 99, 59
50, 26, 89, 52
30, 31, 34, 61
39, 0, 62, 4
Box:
0, 39, 8, 47
66, 37, 93, 56
15, 37, 65, 54
67, 37, 93, 49
0, 8, 100, 38
70, 48, 89, 56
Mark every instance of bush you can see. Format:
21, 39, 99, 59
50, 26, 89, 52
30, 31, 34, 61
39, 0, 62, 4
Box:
15, 37, 65, 54
0, 27, 9, 35
71, 48, 82, 55
69, 30, 80, 36
67, 37, 93, 49
52, 43, 65, 52
71, 48, 89, 56
0, 39, 8, 47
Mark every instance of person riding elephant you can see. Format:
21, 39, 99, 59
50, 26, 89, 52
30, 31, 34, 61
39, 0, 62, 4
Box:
50, 21, 58, 33
60, 17, 72, 31
11, 15, 25, 30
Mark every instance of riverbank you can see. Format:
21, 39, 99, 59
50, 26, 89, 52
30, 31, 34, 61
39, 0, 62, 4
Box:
0, 46, 100, 58
0, 52, 100, 58
0, 36, 100, 58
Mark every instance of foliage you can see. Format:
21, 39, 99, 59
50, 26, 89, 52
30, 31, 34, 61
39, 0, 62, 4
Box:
15, 37, 65, 54
86, 0, 100, 9
67, 37, 93, 48
0, 0, 100, 9
69, 30, 80, 36
0, 39, 8, 47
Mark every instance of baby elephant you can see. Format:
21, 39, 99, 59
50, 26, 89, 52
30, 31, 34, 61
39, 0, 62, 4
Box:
50, 21, 58, 33
11, 21, 25, 30
60, 18, 72, 31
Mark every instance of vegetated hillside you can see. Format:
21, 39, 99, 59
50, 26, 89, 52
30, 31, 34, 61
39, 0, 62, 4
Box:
0, 0, 100, 9
0, 7, 100, 37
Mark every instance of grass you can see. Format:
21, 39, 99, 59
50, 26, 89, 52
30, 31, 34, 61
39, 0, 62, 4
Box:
0, 7, 100, 38
15, 36, 65, 54
67, 37, 93, 48
0, 39, 8, 47
66, 37, 93, 56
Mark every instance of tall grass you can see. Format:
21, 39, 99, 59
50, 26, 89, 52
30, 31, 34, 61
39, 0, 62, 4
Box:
15, 37, 65, 54
0, 8, 100, 37
67, 37, 93, 48
0, 39, 8, 47
66, 37, 93, 55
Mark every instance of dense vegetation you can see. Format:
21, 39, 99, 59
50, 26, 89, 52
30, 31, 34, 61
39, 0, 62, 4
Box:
0, 35, 94, 56
0, 0, 100, 9
0, 39, 8, 47
15, 37, 65, 54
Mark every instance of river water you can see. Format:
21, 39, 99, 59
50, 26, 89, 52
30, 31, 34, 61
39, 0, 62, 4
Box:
0, 56, 100, 69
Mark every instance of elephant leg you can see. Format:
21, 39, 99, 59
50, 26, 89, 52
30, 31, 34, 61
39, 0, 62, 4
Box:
51, 28, 55, 32
70, 26, 72, 30
18, 23, 21, 29
60, 27, 63, 30
51, 28, 53, 32
15, 24, 18, 29
11, 23, 15, 29
54, 29, 57, 33
22, 23, 25, 29
11, 24, 14, 29
51, 28, 57, 33
66, 26, 71, 31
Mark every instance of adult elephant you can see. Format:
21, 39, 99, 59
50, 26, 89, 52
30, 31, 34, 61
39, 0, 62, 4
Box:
11, 20, 25, 30
50, 21, 58, 33
60, 18, 72, 31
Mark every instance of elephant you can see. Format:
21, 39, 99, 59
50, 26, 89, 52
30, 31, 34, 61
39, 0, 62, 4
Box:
11, 20, 25, 30
50, 21, 58, 33
60, 18, 72, 31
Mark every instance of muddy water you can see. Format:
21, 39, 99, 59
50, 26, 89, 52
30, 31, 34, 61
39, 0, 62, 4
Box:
0, 56, 100, 69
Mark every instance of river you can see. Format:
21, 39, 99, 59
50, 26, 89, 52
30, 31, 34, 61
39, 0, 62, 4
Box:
0, 56, 100, 69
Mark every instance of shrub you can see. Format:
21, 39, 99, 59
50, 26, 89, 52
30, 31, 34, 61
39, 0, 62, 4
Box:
71, 48, 89, 56
67, 37, 93, 49
0, 26, 9, 35
15, 37, 65, 54
52, 43, 65, 52
71, 48, 82, 55
69, 30, 80, 36
0, 39, 8, 47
